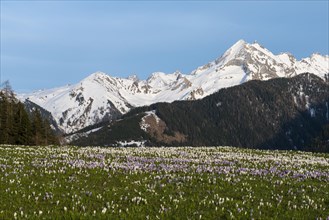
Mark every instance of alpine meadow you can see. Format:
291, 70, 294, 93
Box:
1, 146, 329, 219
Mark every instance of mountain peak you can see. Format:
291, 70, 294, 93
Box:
213, 39, 249, 67
92, 71, 107, 76
127, 74, 139, 82
147, 72, 166, 81
226, 39, 247, 54
85, 71, 108, 80
234, 39, 247, 46
19, 41, 329, 134
82, 71, 111, 84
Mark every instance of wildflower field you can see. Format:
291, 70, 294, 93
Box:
1, 146, 328, 219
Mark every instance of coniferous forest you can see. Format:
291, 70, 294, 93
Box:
0, 82, 59, 145
73, 73, 329, 152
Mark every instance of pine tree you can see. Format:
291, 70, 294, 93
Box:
14, 102, 32, 145
0, 92, 5, 143
43, 118, 59, 145
0, 92, 13, 144
1, 81, 59, 146
31, 109, 44, 145
0, 81, 16, 144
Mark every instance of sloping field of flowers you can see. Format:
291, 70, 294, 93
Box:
1, 145, 329, 219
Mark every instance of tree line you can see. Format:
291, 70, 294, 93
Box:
0, 81, 59, 145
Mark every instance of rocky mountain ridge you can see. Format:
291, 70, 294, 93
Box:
19, 40, 329, 134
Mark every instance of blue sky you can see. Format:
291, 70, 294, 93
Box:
1, 1, 328, 92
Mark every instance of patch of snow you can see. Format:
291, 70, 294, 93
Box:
63, 126, 103, 143
86, 127, 102, 135
117, 140, 146, 147
140, 111, 161, 132
140, 118, 150, 132
309, 108, 316, 118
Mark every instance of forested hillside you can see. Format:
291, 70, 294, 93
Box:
72, 73, 329, 152
0, 82, 59, 145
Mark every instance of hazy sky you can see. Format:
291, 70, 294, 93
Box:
1, 1, 328, 92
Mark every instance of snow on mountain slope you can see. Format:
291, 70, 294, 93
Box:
19, 72, 127, 134
19, 40, 329, 134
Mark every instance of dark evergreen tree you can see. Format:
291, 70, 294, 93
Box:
31, 109, 44, 145
0, 81, 59, 146
14, 102, 32, 145
0, 91, 14, 144
42, 117, 59, 145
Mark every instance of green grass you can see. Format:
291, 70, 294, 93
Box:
0, 145, 328, 219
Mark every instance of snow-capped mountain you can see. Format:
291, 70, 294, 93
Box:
19, 40, 329, 134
